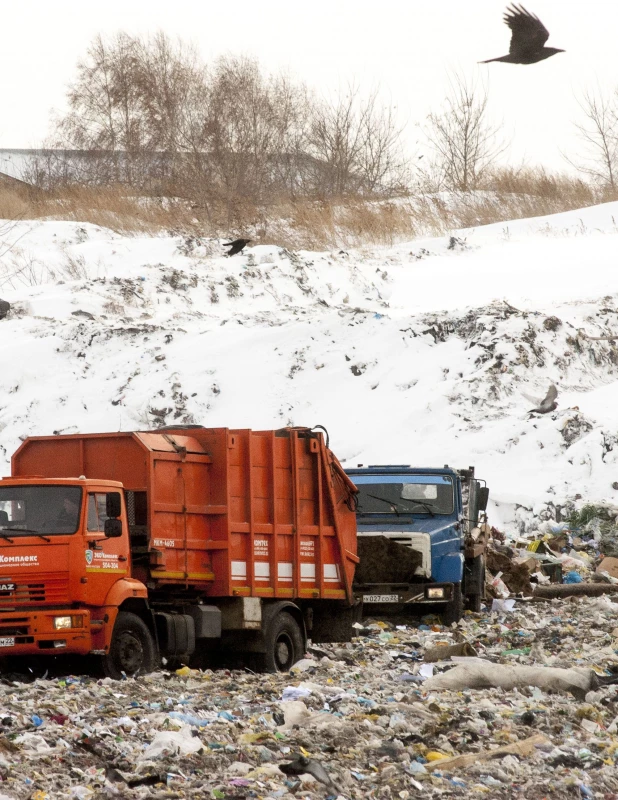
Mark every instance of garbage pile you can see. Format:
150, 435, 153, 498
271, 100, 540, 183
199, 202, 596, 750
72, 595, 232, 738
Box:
484, 506, 618, 601
1, 596, 618, 798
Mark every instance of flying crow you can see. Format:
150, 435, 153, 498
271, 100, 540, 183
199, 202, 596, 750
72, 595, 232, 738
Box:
481, 5, 564, 65
223, 238, 252, 256
524, 384, 558, 415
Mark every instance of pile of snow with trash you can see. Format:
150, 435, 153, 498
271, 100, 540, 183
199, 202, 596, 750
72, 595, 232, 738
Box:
3, 203, 618, 534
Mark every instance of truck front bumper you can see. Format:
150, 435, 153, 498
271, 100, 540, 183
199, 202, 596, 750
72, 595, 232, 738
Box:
0, 609, 96, 656
357, 582, 455, 605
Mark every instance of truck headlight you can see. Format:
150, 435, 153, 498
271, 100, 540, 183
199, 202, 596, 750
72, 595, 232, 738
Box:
427, 587, 446, 599
53, 615, 83, 630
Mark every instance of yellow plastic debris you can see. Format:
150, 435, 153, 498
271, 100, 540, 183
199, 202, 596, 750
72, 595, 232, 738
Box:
425, 751, 448, 761
239, 731, 274, 744
175, 665, 200, 678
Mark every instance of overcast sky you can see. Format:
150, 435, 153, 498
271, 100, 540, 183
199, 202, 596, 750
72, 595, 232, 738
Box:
2, 1, 615, 172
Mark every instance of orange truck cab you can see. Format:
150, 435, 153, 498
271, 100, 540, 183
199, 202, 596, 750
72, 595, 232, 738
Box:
0, 426, 359, 676
0, 477, 146, 662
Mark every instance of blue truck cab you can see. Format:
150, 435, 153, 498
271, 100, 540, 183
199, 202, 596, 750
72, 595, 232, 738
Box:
346, 465, 488, 623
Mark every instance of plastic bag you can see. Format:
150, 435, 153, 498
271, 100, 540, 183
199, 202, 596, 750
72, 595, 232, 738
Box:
141, 726, 204, 760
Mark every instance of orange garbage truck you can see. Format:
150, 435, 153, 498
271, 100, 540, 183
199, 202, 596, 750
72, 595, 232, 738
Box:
0, 426, 359, 677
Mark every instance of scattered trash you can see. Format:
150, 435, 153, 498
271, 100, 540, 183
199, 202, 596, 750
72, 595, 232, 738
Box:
0, 594, 615, 798
424, 734, 551, 772
279, 754, 338, 793
491, 598, 517, 613
140, 726, 205, 759
281, 685, 312, 700
418, 663, 435, 679
597, 557, 618, 580
424, 642, 478, 662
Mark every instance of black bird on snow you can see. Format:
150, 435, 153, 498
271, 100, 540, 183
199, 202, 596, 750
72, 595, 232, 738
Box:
524, 384, 558, 415
223, 238, 252, 256
481, 5, 564, 65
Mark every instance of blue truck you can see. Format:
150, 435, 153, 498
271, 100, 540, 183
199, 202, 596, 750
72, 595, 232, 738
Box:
346, 464, 489, 624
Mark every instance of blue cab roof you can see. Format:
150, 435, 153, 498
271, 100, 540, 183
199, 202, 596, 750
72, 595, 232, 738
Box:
345, 464, 457, 477
345, 465, 459, 479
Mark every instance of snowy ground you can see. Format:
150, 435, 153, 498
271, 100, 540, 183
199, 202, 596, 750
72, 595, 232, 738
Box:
2, 202, 618, 534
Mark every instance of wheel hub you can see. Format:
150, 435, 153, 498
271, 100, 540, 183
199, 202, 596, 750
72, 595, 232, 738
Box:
275, 634, 293, 670
116, 631, 144, 674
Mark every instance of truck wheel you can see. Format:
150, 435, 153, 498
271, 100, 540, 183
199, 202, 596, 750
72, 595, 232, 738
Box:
466, 555, 486, 613
442, 584, 463, 626
102, 612, 157, 679
468, 557, 486, 613
468, 592, 482, 613
257, 612, 304, 673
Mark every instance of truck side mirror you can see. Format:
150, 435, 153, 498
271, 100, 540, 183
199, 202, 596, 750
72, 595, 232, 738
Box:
478, 486, 489, 512
106, 492, 121, 519
104, 518, 123, 538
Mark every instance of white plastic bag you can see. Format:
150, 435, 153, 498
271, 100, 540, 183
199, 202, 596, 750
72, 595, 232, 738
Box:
140, 725, 204, 760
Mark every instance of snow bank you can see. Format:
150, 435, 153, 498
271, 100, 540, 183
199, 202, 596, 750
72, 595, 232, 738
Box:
2, 201, 618, 533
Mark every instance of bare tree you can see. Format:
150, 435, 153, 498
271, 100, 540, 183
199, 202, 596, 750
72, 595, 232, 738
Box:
357, 91, 409, 194
307, 85, 408, 198
57, 33, 145, 184
47, 32, 208, 189
43, 34, 411, 216
204, 56, 288, 206
425, 73, 506, 192
568, 88, 618, 189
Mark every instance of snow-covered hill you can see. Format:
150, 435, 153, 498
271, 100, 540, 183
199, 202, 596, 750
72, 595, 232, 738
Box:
3, 202, 618, 535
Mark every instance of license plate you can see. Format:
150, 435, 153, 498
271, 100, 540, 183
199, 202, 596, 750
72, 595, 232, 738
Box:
0, 638, 15, 648
363, 594, 400, 603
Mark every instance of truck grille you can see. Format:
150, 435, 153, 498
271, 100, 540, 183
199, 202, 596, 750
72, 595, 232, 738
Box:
0, 575, 69, 607
0, 619, 29, 636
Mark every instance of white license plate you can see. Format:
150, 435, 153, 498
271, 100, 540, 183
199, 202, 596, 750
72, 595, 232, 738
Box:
363, 594, 400, 603
0, 638, 15, 648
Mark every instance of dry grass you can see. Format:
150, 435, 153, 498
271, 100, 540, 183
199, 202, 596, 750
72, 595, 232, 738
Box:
2, 167, 618, 249
1, 184, 197, 235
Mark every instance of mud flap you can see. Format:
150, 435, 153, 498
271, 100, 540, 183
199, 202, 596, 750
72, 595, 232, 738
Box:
464, 554, 485, 596
308, 600, 362, 643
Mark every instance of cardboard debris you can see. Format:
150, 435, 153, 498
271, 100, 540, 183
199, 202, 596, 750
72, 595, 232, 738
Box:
425, 734, 551, 772
424, 642, 478, 662
597, 557, 618, 580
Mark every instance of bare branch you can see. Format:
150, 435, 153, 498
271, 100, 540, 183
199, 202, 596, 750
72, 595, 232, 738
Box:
424, 73, 507, 192
567, 87, 618, 189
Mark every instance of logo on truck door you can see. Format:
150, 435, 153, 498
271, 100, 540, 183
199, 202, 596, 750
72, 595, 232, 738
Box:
85, 550, 124, 572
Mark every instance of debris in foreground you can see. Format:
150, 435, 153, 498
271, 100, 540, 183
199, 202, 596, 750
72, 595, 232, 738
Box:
0, 595, 617, 798
279, 754, 338, 793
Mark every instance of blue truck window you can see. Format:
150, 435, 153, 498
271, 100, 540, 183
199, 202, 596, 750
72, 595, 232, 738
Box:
354, 476, 454, 515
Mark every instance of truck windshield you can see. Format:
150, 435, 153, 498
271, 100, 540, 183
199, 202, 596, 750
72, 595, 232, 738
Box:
355, 476, 454, 515
0, 486, 82, 536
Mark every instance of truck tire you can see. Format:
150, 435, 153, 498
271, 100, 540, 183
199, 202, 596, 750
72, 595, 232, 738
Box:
102, 612, 157, 679
442, 584, 463, 626
467, 556, 486, 613
257, 612, 304, 673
